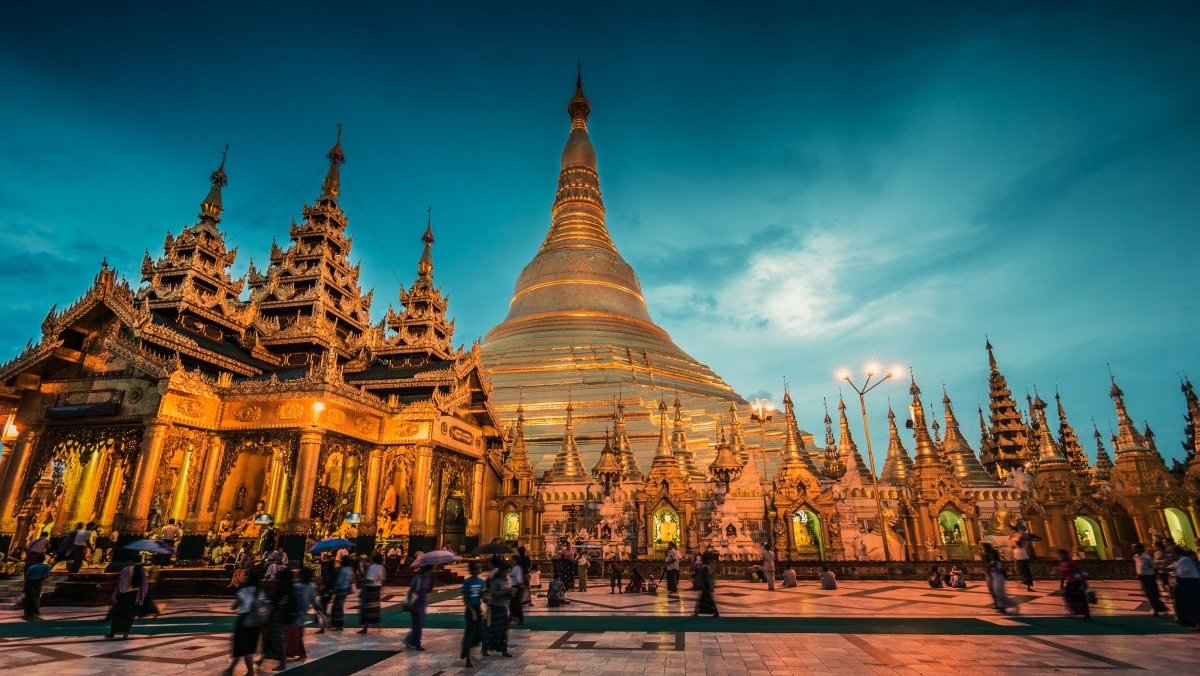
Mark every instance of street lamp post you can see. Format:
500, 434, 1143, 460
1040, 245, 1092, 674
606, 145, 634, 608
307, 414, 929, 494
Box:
839, 364, 903, 564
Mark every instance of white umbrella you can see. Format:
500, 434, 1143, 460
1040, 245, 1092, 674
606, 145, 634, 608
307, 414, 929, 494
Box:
411, 548, 458, 567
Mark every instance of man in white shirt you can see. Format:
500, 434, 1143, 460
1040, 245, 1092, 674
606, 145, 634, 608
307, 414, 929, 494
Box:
664, 543, 681, 593
1132, 543, 1168, 616
159, 519, 182, 565
1011, 539, 1033, 591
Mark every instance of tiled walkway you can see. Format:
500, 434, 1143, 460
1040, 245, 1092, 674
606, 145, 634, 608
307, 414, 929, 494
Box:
0, 580, 1194, 674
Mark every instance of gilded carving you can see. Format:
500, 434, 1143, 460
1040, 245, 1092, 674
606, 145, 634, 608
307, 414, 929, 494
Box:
175, 398, 203, 418
235, 404, 263, 423
279, 402, 304, 420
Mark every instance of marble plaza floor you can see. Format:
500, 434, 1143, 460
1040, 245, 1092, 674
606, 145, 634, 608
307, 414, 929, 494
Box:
0, 579, 1195, 674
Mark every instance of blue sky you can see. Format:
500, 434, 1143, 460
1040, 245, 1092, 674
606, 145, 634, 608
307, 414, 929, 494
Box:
1, 2, 1197, 467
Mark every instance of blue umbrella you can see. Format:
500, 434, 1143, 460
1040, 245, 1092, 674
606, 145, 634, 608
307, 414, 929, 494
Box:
123, 539, 174, 554
309, 537, 355, 553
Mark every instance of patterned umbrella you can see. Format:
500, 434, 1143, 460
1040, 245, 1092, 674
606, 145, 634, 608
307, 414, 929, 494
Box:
411, 548, 459, 567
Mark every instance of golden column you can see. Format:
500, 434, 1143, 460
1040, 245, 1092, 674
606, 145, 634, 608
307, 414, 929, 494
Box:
192, 436, 224, 531
0, 427, 39, 533
117, 420, 171, 534
362, 446, 384, 535
97, 453, 124, 532
411, 444, 434, 535
469, 459, 485, 539
285, 428, 325, 533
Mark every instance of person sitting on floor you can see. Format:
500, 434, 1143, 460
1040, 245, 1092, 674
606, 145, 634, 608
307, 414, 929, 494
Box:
927, 566, 944, 588
646, 574, 659, 594
782, 562, 798, 588
948, 564, 967, 589
818, 566, 838, 590
625, 567, 645, 593
547, 574, 570, 607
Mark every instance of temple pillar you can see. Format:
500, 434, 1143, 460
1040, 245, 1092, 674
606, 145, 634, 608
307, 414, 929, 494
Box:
169, 444, 195, 522
282, 429, 323, 560
68, 448, 104, 525
1097, 518, 1116, 559
411, 445, 434, 532
97, 453, 124, 532
0, 428, 39, 533
468, 459, 485, 536
116, 420, 171, 535
192, 436, 224, 531
359, 446, 384, 552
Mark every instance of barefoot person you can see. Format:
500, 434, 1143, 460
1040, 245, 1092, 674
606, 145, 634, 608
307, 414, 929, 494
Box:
460, 562, 486, 668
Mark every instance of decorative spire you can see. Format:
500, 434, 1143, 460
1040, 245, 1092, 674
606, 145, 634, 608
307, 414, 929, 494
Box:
836, 396, 870, 482
1143, 422, 1158, 453
1030, 394, 1067, 465
1091, 423, 1113, 481
417, 206, 435, 285
728, 399, 748, 465
198, 144, 229, 228
320, 123, 345, 199
591, 429, 624, 493
612, 398, 642, 482
940, 389, 996, 485
880, 405, 913, 484
547, 397, 588, 481
671, 394, 703, 479
823, 399, 836, 449
1109, 375, 1149, 453
657, 399, 672, 458
707, 425, 742, 491
508, 404, 534, 478
908, 374, 941, 464
780, 387, 807, 469
1055, 391, 1090, 478
982, 340, 1033, 476
1183, 378, 1200, 462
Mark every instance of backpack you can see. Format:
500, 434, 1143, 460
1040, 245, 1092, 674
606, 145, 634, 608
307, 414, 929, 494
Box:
243, 590, 271, 627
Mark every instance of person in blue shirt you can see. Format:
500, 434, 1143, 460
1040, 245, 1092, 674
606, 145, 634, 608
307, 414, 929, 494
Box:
23, 553, 50, 620
460, 562, 486, 667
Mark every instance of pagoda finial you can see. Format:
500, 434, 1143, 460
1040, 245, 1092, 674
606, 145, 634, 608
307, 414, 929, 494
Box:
569, 63, 590, 124
908, 372, 941, 463
320, 123, 345, 199
198, 144, 230, 225
986, 337, 998, 372
880, 404, 912, 484
417, 207, 435, 283
1108, 372, 1148, 453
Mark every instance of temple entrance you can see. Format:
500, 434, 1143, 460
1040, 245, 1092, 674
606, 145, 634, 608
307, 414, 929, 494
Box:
502, 511, 521, 544
792, 509, 822, 560
441, 496, 467, 553
652, 506, 680, 551
1073, 515, 1108, 559
1165, 507, 1197, 548
938, 509, 968, 559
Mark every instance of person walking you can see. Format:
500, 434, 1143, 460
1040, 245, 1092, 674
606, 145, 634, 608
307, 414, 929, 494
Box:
760, 543, 776, 591
576, 549, 590, 592
460, 562, 486, 668
357, 553, 385, 634
664, 542, 680, 593
982, 542, 1018, 614
107, 563, 148, 639
1168, 545, 1200, 629
608, 555, 624, 594
1012, 539, 1034, 591
21, 553, 50, 620
485, 560, 514, 656
259, 566, 294, 672
68, 522, 95, 573
1132, 543, 1169, 617
1058, 549, 1091, 618
1154, 540, 1175, 594
225, 569, 266, 676
316, 551, 335, 628
693, 561, 718, 617
330, 555, 355, 631
159, 519, 182, 565
508, 554, 526, 624
288, 567, 320, 661
691, 551, 703, 589
404, 564, 434, 650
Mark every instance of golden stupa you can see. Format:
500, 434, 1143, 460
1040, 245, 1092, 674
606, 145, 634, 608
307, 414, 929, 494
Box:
482, 74, 796, 476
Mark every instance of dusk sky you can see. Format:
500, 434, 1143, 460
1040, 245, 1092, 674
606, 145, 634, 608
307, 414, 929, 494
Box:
1, 2, 1197, 468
